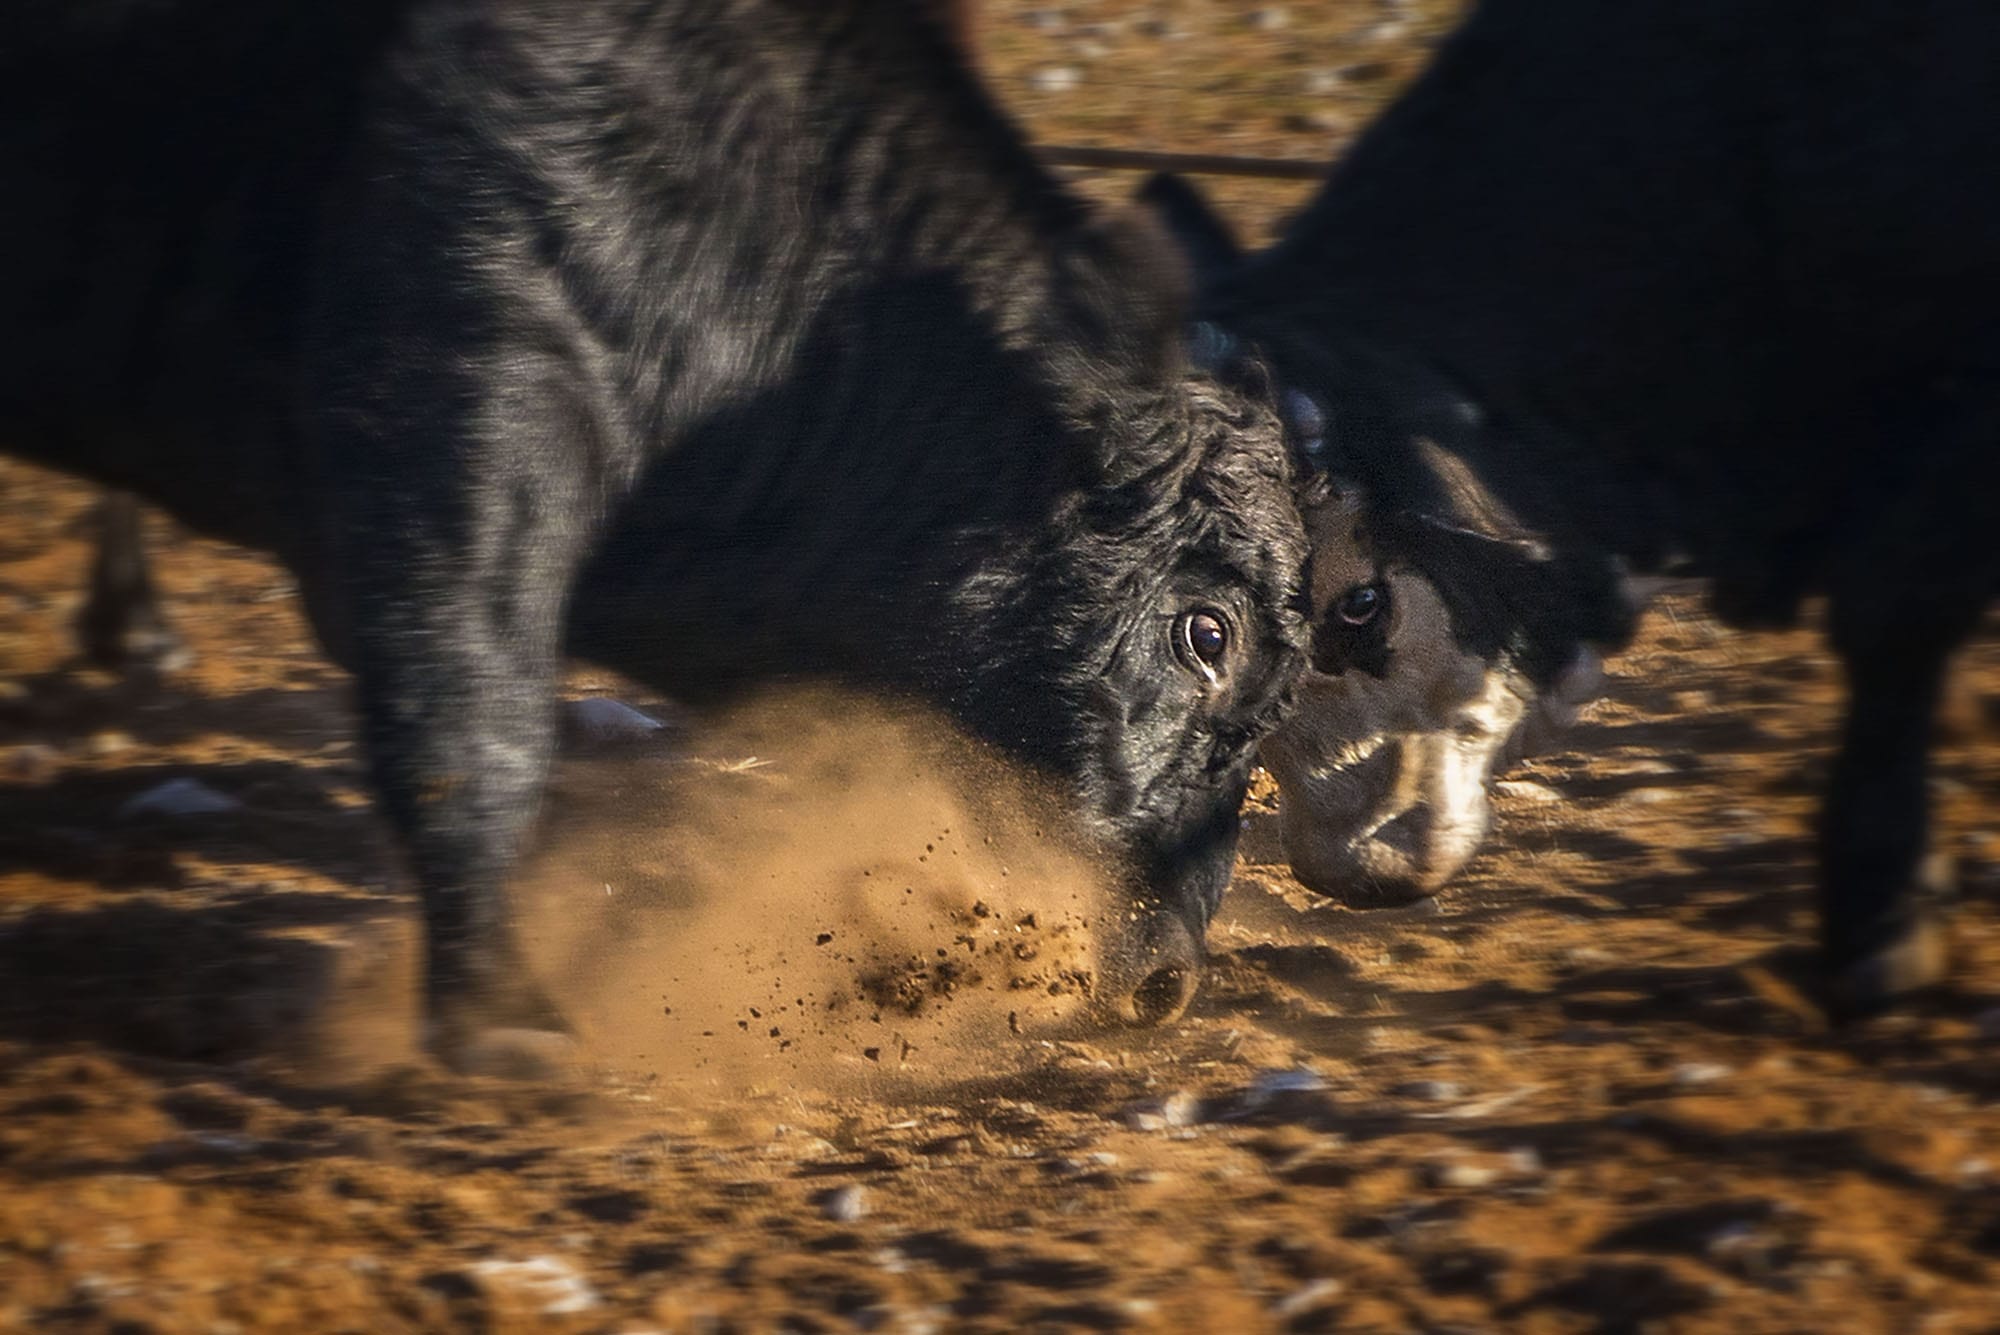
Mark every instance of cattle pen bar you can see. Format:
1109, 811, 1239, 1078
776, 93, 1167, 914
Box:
1036, 144, 1329, 181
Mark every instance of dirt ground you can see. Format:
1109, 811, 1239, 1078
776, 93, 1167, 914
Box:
4, 4, 2000, 1332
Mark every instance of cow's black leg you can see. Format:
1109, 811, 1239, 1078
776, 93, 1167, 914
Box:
365, 678, 568, 1071
1818, 390, 2000, 1014
76, 490, 190, 672
347, 565, 576, 1072
1818, 618, 1957, 1014
332, 406, 607, 1074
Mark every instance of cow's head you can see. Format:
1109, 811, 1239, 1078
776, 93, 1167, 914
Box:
899, 206, 1317, 1026
588, 200, 1317, 1032
1263, 483, 1612, 903
1140, 173, 1624, 905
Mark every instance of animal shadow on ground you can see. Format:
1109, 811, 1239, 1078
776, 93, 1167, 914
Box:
0, 667, 352, 757
0, 667, 411, 1064
0, 899, 405, 1065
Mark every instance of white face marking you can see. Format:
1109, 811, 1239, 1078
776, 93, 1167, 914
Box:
1421, 660, 1528, 864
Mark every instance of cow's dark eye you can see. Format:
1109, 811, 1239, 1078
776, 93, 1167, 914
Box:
1176, 608, 1231, 680
1336, 584, 1386, 626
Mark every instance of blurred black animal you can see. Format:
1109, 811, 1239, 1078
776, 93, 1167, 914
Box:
1150, 0, 2000, 1013
0, 0, 1311, 1067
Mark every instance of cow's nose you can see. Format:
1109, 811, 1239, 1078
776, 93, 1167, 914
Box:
1101, 910, 1203, 1027
1369, 805, 1435, 861
1284, 822, 1437, 907
1126, 957, 1200, 1026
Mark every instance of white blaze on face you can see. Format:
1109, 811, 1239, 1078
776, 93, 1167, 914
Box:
1418, 658, 1530, 858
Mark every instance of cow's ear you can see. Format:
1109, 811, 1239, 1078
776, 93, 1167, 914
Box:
1050, 206, 1193, 384
1382, 508, 1636, 687
1134, 172, 1244, 292
1406, 437, 1550, 559
1371, 437, 1637, 683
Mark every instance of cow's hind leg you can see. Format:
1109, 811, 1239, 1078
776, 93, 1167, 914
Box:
1818, 622, 1959, 1015
1821, 392, 2000, 1014
75, 490, 190, 672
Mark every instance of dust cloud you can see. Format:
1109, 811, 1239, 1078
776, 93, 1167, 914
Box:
514, 690, 1124, 1097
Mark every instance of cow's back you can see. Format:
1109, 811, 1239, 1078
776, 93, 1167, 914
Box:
0, 2, 404, 543
1228, 0, 2000, 589
1770, 2, 2000, 375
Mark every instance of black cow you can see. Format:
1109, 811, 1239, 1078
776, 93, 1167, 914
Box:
0, 0, 1312, 1067
1158, 0, 2000, 1013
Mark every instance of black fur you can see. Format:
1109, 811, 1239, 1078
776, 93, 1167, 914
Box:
1, 0, 1309, 1057
1172, 0, 2000, 1006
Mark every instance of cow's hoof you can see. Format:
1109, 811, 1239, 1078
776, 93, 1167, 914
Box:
1826, 914, 1950, 1019
440, 1026, 581, 1081
80, 618, 193, 675
428, 981, 579, 1080
129, 628, 194, 674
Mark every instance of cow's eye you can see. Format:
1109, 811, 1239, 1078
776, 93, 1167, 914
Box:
1176, 608, 1231, 680
1335, 584, 1386, 626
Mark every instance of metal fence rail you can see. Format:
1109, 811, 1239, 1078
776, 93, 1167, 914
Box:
1037, 144, 1328, 181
